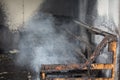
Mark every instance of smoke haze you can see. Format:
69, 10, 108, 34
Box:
16, 12, 80, 79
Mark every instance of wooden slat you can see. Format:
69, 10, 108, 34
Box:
108, 41, 117, 79
46, 78, 113, 80
41, 64, 113, 73
90, 64, 113, 69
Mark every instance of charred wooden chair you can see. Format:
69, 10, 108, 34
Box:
40, 20, 117, 80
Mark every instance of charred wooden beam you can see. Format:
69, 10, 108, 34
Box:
45, 78, 113, 80
73, 20, 116, 37
108, 41, 117, 79
41, 64, 113, 73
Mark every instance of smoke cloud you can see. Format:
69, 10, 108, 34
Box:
16, 12, 80, 80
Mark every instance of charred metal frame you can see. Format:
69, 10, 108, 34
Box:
40, 20, 118, 80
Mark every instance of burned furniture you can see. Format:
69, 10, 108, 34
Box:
40, 20, 118, 80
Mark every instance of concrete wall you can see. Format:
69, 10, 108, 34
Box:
0, 0, 43, 51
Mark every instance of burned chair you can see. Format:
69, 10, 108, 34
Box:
40, 20, 117, 80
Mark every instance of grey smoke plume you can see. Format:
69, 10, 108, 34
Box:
16, 12, 80, 80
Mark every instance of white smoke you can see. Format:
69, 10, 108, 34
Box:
16, 12, 80, 80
